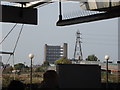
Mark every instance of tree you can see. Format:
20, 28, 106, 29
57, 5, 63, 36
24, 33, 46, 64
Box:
43, 61, 50, 67
35, 66, 46, 72
86, 54, 98, 61
14, 63, 25, 70
23, 65, 29, 72
55, 57, 72, 65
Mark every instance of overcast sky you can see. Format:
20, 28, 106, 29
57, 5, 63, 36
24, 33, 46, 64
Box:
0, 2, 119, 66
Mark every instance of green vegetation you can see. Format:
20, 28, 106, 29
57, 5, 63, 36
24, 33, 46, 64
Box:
55, 57, 72, 64
35, 61, 50, 72
43, 61, 50, 66
2, 75, 14, 87
2, 72, 44, 87
14, 63, 25, 70
86, 54, 99, 61
35, 66, 46, 72
2, 61, 120, 88
3, 66, 13, 73
101, 71, 120, 83
2, 63, 46, 87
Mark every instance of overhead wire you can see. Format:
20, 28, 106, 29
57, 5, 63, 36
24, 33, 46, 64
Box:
0, 23, 17, 45
13, 24, 24, 54
2, 24, 24, 71
1, 23, 17, 70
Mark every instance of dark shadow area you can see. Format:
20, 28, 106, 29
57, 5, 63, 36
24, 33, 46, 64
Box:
7, 80, 25, 90
39, 70, 59, 89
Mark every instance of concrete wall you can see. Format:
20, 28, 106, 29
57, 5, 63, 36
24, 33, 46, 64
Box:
63, 43, 68, 58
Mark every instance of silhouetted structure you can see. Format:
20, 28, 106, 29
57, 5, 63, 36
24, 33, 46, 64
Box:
57, 64, 101, 88
7, 80, 25, 90
40, 70, 59, 89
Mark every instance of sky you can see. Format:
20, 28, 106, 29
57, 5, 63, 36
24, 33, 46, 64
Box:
0, 1, 119, 66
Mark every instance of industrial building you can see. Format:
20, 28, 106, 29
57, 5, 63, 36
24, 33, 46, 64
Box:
44, 43, 68, 64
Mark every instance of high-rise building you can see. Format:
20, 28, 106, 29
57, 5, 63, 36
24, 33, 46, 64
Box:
44, 43, 68, 64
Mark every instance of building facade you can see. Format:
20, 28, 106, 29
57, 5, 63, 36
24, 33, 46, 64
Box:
44, 43, 68, 64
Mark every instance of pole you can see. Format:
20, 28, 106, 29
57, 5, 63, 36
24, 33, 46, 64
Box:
106, 59, 108, 89
59, 0, 62, 21
109, 0, 112, 11
30, 58, 32, 90
109, 0, 111, 8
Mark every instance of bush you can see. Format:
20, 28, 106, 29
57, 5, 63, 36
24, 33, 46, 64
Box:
55, 57, 72, 65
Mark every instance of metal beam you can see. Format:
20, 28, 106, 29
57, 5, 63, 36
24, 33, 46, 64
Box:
57, 6, 120, 26
0, 51, 13, 55
28, 2, 52, 8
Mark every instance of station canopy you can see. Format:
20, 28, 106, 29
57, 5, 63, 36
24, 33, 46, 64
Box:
1, 0, 120, 10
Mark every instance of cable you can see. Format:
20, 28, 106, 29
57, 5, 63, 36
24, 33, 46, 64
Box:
3, 54, 12, 71
0, 23, 17, 45
13, 24, 24, 54
3, 24, 24, 71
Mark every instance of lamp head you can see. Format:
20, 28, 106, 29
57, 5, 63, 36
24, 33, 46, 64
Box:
29, 53, 34, 59
105, 55, 110, 60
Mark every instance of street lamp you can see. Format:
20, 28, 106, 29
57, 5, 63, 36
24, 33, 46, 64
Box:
28, 53, 34, 90
105, 55, 110, 89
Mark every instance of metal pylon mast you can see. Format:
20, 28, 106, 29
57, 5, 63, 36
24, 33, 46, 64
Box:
74, 30, 83, 61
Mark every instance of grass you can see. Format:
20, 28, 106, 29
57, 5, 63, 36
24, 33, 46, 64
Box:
2, 71, 120, 87
2, 72, 44, 87
101, 71, 120, 83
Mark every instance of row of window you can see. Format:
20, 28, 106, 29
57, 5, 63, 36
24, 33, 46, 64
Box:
46, 54, 63, 56
46, 58, 60, 60
46, 50, 63, 52
46, 47, 63, 49
46, 56, 62, 58
47, 52, 63, 54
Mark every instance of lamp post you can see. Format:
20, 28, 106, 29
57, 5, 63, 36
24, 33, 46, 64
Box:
59, 0, 62, 21
28, 53, 34, 90
105, 55, 110, 89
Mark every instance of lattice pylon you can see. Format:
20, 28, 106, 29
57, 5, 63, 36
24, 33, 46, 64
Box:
73, 30, 83, 61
